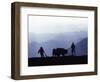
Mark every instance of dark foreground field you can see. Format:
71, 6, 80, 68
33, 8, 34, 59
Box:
28, 55, 88, 66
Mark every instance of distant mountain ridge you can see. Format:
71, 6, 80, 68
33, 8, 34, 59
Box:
28, 31, 88, 58
67, 38, 88, 56
29, 31, 87, 43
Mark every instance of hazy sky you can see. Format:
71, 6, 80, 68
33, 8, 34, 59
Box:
28, 15, 88, 34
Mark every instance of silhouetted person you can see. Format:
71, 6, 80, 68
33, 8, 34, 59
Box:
71, 42, 76, 56
38, 47, 45, 57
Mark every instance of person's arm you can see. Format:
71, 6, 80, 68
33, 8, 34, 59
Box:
71, 45, 72, 48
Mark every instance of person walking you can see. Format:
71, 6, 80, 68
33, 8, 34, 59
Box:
38, 47, 46, 57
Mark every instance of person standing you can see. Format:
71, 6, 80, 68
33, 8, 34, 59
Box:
71, 42, 76, 56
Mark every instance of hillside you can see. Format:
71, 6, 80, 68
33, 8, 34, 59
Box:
28, 55, 88, 66
67, 38, 88, 56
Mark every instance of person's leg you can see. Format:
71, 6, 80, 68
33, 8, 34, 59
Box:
41, 53, 44, 57
74, 49, 76, 55
72, 49, 73, 56
73, 48, 76, 55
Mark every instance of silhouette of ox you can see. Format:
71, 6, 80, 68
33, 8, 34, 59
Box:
52, 48, 68, 57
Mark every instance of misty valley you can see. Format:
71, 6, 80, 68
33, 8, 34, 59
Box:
28, 31, 88, 66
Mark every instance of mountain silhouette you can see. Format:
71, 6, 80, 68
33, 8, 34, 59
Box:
29, 31, 87, 43
67, 38, 88, 56
76, 38, 88, 56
